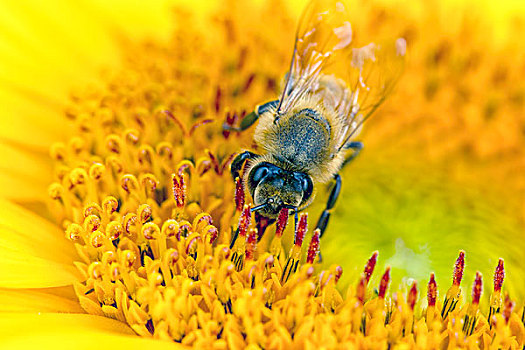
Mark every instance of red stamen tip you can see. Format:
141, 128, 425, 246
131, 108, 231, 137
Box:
215, 86, 222, 113
427, 272, 437, 307
294, 213, 308, 247
306, 229, 321, 264
452, 250, 465, 286
189, 119, 213, 136
502, 293, 514, 323
177, 163, 190, 177
172, 173, 186, 208
235, 177, 245, 212
275, 208, 289, 238
356, 274, 367, 304
206, 150, 220, 174
378, 267, 391, 299
472, 271, 483, 305
245, 228, 257, 260
334, 265, 343, 283
363, 251, 379, 284
238, 205, 252, 237
494, 258, 505, 293
408, 282, 418, 311
207, 226, 218, 244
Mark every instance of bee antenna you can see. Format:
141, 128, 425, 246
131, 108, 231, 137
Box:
250, 203, 269, 213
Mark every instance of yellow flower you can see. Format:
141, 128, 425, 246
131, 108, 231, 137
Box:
1, 0, 525, 348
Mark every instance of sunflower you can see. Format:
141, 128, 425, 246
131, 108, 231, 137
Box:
1, 0, 524, 348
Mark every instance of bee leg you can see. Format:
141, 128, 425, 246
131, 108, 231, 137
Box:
342, 141, 364, 167
223, 100, 280, 132
231, 151, 259, 180
315, 174, 342, 238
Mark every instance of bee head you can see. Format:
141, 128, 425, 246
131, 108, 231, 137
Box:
247, 161, 313, 218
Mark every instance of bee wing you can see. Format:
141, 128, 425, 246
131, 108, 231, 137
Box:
276, 0, 353, 116
276, 0, 406, 151
335, 37, 406, 151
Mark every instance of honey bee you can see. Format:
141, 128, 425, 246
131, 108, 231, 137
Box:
229, 0, 406, 237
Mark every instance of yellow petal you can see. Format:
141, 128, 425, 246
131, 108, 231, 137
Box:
0, 312, 188, 349
0, 286, 82, 313
0, 0, 175, 149
0, 143, 52, 201
0, 199, 79, 288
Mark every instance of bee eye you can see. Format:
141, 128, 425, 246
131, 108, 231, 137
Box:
250, 163, 271, 184
302, 177, 313, 200
294, 173, 313, 201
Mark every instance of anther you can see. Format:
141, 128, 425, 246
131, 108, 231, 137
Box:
90, 231, 106, 248
138, 204, 153, 223
427, 273, 437, 308
294, 213, 308, 247
408, 282, 417, 311
50, 142, 67, 161
121, 174, 139, 193
334, 265, 343, 283
162, 220, 180, 240
69, 137, 85, 155
471, 272, 483, 306
120, 250, 137, 269
140, 174, 159, 193
89, 163, 106, 181
238, 205, 252, 238
206, 226, 219, 244
378, 267, 391, 299
123, 213, 139, 236
105, 134, 121, 154
452, 250, 465, 287
156, 142, 173, 161
48, 183, 64, 200
106, 221, 123, 241
138, 145, 155, 167
235, 177, 245, 212
123, 129, 140, 145
306, 229, 320, 264
84, 215, 101, 232
164, 249, 180, 267
502, 293, 514, 323
101, 251, 117, 266
172, 173, 186, 209
88, 262, 104, 280
142, 222, 160, 240
356, 275, 367, 304
70, 168, 88, 186
83, 203, 102, 218
102, 196, 119, 215
105, 156, 124, 175
66, 223, 83, 241
363, 251, 378, 284
494, 258, 505, 293
245, 228, 258, 260
275, 208, 289, 238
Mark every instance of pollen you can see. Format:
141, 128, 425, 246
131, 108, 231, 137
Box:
42, 1, 525, 348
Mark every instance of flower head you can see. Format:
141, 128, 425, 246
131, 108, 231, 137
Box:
1, 0, 525, 348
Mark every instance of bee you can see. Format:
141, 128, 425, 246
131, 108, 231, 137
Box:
228, 0, 406, 237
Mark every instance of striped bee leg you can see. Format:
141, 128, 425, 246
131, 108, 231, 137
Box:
222, 99, 280, 132
315, 174, 341, 238
230, 151, 259, 180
